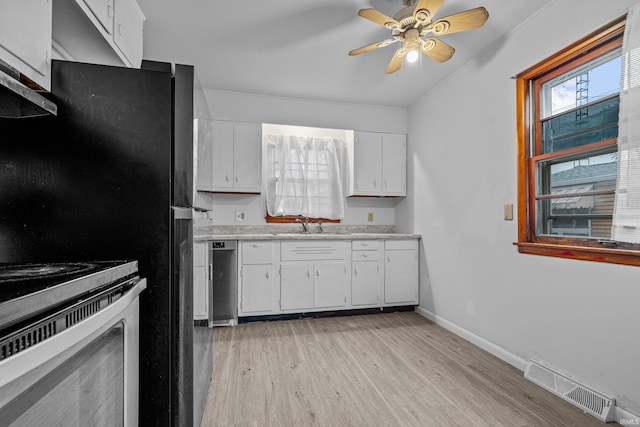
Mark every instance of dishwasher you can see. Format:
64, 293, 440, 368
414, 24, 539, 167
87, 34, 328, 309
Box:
208, 241, 237, 326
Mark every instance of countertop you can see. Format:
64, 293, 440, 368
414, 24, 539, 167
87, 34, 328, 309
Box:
194, 224, 421, 242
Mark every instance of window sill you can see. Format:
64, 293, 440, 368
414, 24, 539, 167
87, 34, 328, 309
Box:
515, 241, 640, 266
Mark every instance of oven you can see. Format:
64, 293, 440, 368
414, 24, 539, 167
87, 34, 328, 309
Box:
0, 260, 146, 426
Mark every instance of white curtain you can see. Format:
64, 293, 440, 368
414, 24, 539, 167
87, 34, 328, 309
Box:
265, 134, 345, 219
612, 4, 640, 243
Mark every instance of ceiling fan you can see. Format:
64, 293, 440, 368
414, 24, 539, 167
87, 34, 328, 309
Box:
348, 0, 489, 74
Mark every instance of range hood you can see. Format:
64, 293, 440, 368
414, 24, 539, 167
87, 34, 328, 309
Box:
0, 60, 57, 118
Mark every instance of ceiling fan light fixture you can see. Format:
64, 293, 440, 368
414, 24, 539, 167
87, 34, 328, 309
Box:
406, 49, 420, 63
349, 2, 489, 73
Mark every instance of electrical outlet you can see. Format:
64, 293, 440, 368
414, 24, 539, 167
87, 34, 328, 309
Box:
504, 204, 513, 221
367, 212, 374, 222
235, 211, 246, 222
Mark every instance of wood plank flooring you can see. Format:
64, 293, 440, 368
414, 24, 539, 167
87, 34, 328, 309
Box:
200, 311, 617, 427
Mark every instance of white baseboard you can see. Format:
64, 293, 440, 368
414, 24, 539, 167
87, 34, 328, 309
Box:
414, 307, 640, 424
414, 306, 528, 372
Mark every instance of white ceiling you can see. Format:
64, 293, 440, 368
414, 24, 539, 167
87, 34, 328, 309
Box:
136, 0, 549, 108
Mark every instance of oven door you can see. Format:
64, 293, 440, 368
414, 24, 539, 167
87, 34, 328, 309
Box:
0, 278, 146, 426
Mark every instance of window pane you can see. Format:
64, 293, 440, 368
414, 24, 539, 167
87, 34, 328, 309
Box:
541, 97, 619, 153
536, 152, 616, 238
542, 54, 621, 118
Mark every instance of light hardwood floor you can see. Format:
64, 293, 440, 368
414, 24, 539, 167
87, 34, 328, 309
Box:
200, 311, 617, 427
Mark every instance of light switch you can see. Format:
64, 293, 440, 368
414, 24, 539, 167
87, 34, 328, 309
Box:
504, 204, 513, 221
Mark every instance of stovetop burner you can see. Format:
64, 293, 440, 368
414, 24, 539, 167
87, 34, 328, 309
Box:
0, 262, 96, 282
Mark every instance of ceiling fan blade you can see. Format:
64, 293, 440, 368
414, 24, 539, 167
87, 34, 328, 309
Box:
431, 7, 489, 35
358, 8, 402, 31
420, 37, 455, 63
412, 0, 445, 24
386, 48, 407, 74
348, 39, 398, 56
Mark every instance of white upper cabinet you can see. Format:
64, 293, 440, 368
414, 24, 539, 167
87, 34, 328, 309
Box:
113, 0, 144, 67
52, 0, 145, 68
347, 131, 406, 197
381, 133, 407, 196
0, 0, 52, 90
198, 120, 262, 193
354, 131, 383, 194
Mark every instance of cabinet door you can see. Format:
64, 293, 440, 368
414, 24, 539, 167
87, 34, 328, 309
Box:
280, 263, 314, 310
354, 131, 382, 195
384, 249, 418, 305
113, 0, 144, 67
193, 242, 209, 319
233, 122, 261, 192
382, 134, 406, 196
314, 262, 347, 309
195, 118, 215, 191
0, 0, 52, 90
83, 0, 114, 35
352, 262, 380, 306
211, 121, 235, 189
240, 265, 274, 313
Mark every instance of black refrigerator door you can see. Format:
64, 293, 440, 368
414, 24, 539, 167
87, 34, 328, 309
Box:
172, 206, 194, 427
172, 64, 195, 208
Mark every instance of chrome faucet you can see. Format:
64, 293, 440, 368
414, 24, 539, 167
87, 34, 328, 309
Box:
296, 217, 309, 233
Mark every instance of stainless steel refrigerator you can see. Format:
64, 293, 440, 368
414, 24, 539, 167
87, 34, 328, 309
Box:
0, 59, 213, 426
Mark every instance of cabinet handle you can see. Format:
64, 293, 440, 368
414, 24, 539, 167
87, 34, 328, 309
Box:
316, 269, 320, 277
387, 256, 391, 263
373, 179, 377, 188
225, 174, 230, 182
235, 175, 239, 183
107, 2, 113, 18
362, 253, 369, 258
208, 264, 212, 281
266, 271, 270, 279
384, 180, 388, 188
354, 267, 358, 276
118, 23, 123, 36
252, 244, 260, 248
307, 269, 311, 277
361, 243, 368, 246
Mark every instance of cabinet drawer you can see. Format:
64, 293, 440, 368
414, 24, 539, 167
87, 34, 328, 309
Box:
352, 240, 380, 251
242, 241, 273, 264
281, 241, 346, 261
385, 239, 418, 250
352, 251, 378, 262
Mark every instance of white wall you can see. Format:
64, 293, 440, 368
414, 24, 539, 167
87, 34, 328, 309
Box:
396, 0, 640, 416
200, 90, 407, 225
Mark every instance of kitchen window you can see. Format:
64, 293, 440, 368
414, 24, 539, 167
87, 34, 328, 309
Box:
515, 12, 640, 266
263, 124, 351, 222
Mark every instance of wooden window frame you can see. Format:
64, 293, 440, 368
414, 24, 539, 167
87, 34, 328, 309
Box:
515, 14, 640, 266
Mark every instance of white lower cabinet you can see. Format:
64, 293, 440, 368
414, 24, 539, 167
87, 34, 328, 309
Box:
384, 240, 419, 306
193, 241, 209, 320
236, 238, 419, 318
280, 263, 314, 310
351, 240, 382, 307
239, 241, 276, 315
313, 262, 348, 309
279, 241, 348, 312
240, 264, 274, 313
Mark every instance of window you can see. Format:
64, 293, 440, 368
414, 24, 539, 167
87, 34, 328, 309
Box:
263, 124, 352, 222
516, 14, 640, 266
